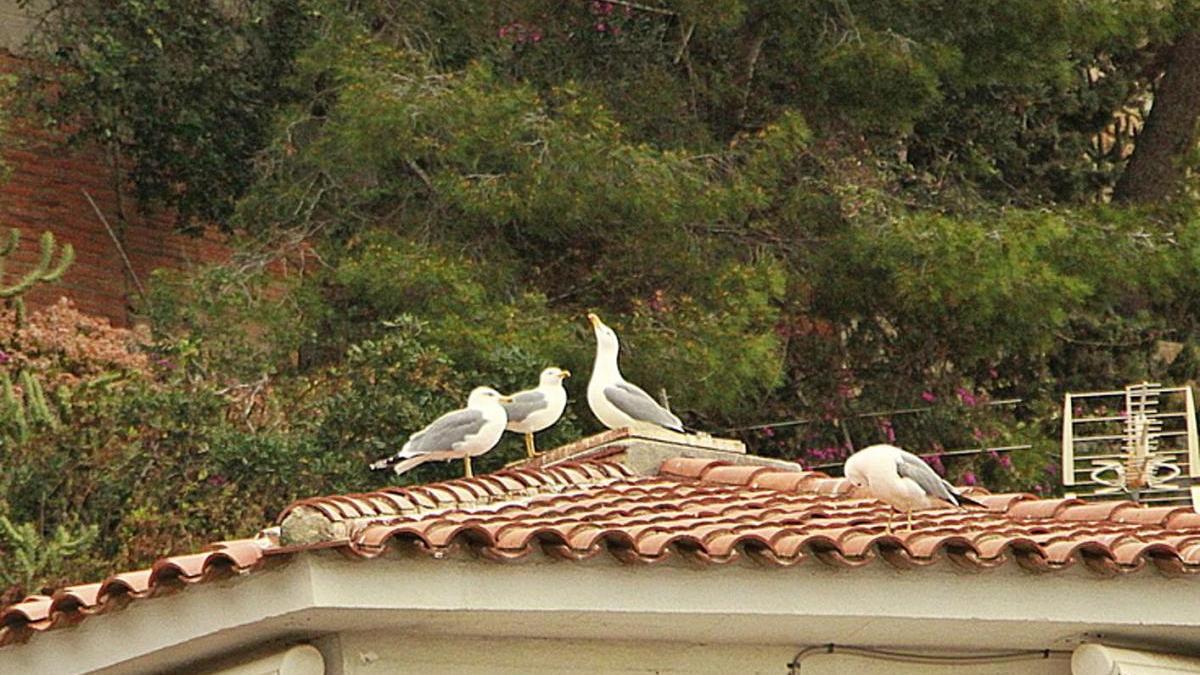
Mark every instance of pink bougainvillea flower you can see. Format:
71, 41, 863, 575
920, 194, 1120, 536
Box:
0, 350, 9, 364
920, 390, 936, 403
956, 387, 977, 406
595, 21, 607, 31
998, 453, 1013, 470
928, 454, 945, 475
961, 470, 977, 486
761, 426, 775, 438
878, 418, 896, 442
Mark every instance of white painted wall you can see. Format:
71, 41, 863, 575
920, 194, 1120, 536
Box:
201, 644, 325, 675
329, 632, 1072, 675
8, 551, 1200, 674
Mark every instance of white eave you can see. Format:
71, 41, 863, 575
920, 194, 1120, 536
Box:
6, 548, 1200, 675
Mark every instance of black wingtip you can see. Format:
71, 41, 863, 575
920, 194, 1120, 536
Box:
368, 457, 395, 472
955, 491, 987, 508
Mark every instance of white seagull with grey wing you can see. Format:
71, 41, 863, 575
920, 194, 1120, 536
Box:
369, 386, 512, 478
843, 443, 983, 533
586, 313, 685, 433
502, 367, 570, 457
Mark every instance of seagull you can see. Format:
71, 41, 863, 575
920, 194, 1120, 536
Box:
369, 386, 512, 478
586, 313, 685, 433
843, 443, 984, 532
502, 367, 571, 457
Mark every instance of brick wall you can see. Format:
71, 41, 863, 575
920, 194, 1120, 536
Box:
0, 52, 229, 326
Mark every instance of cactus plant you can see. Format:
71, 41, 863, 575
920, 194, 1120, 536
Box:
18, 370, 56, 429
0, 371, 27, 442
0, 370, 58, 443
0, 514, 97, 594
0, 229, 74, 326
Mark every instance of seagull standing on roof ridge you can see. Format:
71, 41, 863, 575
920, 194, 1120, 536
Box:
587, 313, 685, 433
843, 443, 984, 533
502, 367, 571, 457
369, 386, 512, 478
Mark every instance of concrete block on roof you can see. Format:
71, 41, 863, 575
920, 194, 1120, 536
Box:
513, 427, 800, 475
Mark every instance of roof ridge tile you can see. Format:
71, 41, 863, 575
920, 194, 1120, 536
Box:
277, 459, 633, 527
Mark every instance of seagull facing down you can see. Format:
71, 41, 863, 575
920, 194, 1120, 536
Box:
369, 386, 512, 478
586, 313, 685, 433
843, 443, 984, 532
502, 367, 571, 457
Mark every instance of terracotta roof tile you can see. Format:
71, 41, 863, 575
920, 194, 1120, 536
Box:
1057, 502, 1139, 521
7, 451, 1200, 649
699, 465, 774, 485
658, 457, 725, 479
1166, 511, 1200, 529
748, 471, 809, 492
1007, 497, 1085, 520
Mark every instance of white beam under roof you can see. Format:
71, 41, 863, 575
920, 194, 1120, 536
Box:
6, 550, 1200, 675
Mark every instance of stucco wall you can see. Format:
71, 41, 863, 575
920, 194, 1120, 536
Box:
326, 632, 1072, 675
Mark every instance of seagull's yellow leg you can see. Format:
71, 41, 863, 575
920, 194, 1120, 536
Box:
524, 432, 536, 458
464, 456, 474, 478
886, 509, 894, 535
906, 509, 914, 532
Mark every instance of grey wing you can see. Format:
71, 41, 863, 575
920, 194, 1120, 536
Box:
405, 409, 487, 456
895, 451, 958, 504
501, 391, 548, 424
604, 382, 684, 431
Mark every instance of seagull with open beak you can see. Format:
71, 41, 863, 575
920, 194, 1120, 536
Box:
587, 312, 685, 433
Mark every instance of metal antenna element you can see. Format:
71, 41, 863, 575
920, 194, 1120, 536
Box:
1062, 382, 1199, 508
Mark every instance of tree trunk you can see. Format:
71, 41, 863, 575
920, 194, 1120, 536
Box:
1114, 31, 1200, 204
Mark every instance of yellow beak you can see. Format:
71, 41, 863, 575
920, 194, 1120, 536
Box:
587, 312, 602, 327
499, 395, 514, 403
560, 369, 572, 379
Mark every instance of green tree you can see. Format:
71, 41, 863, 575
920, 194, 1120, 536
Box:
10, 0, 1200, 589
